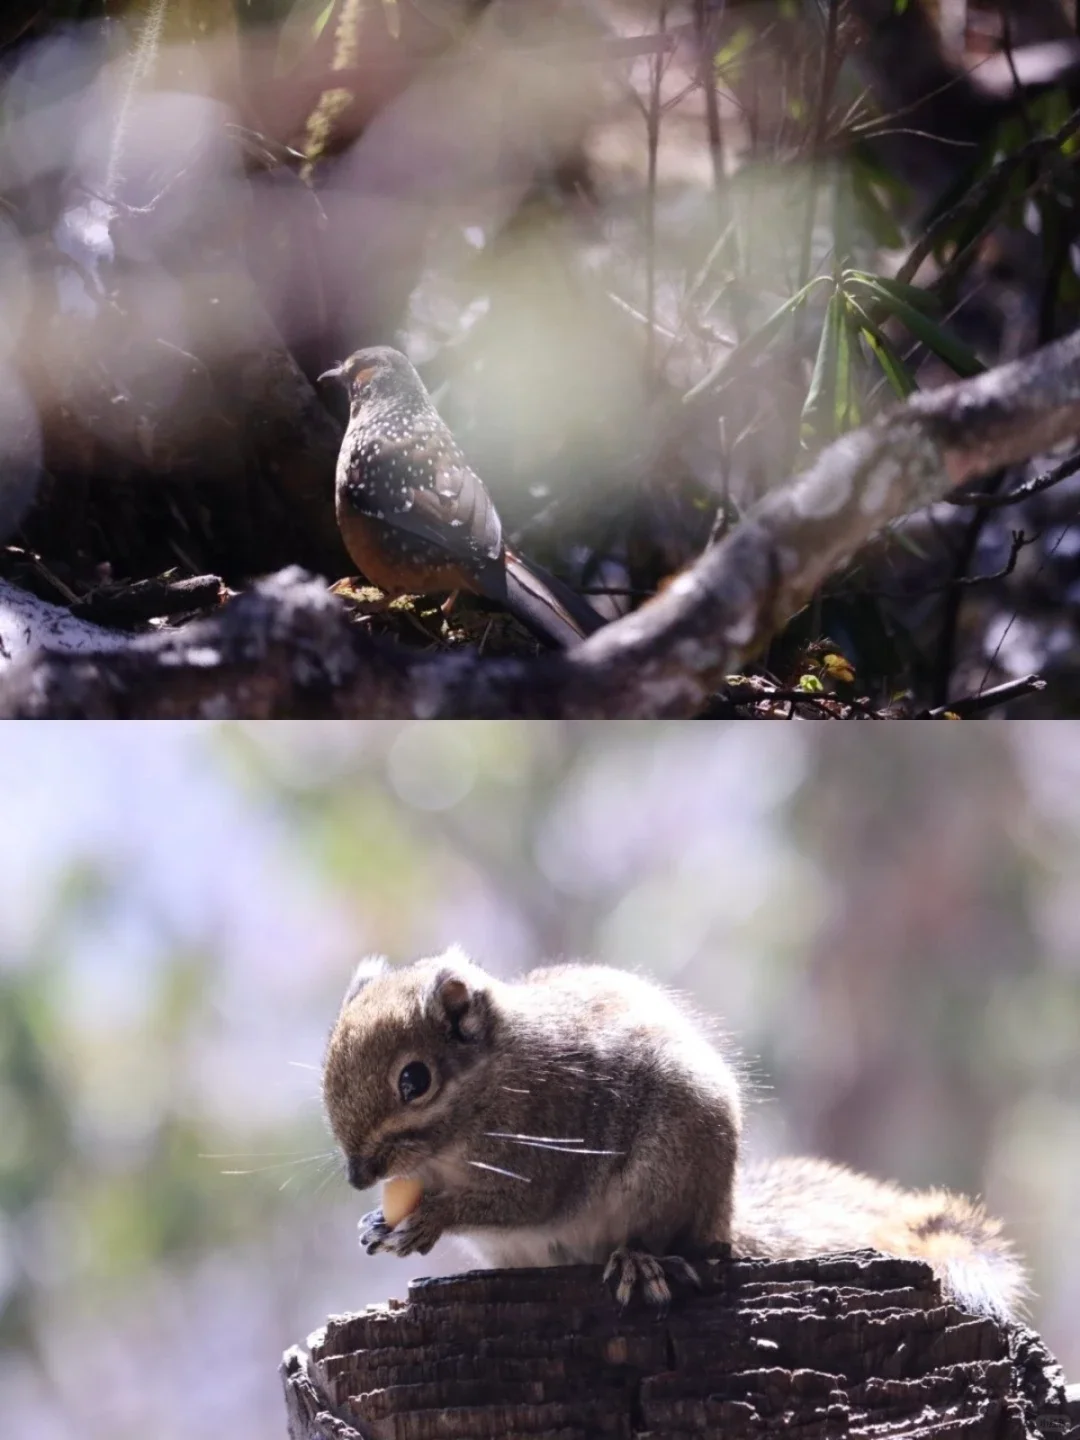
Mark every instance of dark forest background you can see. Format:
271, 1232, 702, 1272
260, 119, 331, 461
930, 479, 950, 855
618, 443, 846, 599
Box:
4, 3, 1080, 713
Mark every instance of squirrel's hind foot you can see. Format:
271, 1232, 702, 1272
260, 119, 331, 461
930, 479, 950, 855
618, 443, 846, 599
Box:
602, 1247, 702, 1309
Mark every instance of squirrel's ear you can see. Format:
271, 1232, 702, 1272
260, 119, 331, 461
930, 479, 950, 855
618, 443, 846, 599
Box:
426, 946, 488, 1041
342, 956, 388, 1006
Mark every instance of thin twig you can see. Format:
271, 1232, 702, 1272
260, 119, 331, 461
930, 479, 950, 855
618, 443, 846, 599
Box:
105, 0, 168, 201
950, 529, 1033, 587
796, 0, 842, 294
932, 469, 1008, 708
694, 0, 725, 192
918, 674, 1047, 719
855, 529, 1034, 602
580, 586, 657, 598
979, 500, 1078, 694
723, 675, 881, 719
950, 449, 1080, 509
644, 2, 669, 382
896, 106, 1080, 288
998, 7, 1036, 144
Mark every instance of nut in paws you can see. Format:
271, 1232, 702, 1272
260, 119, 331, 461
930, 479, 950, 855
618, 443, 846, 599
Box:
383, 1204, 443, 1256
358, 1204, 442, 1258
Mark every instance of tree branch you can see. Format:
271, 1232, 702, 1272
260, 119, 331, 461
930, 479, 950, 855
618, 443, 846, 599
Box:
5, 325, 1080, 718
919, 674, 1047, 719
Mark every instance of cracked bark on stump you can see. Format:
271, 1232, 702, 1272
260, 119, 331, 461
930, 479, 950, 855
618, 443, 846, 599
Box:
279, 1251, 1078, 1440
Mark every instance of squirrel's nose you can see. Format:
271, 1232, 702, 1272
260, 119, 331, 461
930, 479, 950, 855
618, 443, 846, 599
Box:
346, 1153, 378, 1189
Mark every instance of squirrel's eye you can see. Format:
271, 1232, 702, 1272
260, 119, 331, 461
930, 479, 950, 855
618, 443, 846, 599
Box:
398, 1061, 431, 1103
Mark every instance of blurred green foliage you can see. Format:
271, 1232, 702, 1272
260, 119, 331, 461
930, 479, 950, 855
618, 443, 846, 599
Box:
0, 724, 1078, 1440
0, 853, 325, 1356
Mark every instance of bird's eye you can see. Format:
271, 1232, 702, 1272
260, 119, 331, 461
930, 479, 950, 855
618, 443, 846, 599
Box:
398, 1061, 431, 1103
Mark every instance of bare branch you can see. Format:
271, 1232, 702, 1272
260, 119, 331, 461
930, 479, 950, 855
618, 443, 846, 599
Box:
950, 448, 1080, 509
5, 325, 1080, 718
919, 674, 1047, 719
895, 106, 1080, 288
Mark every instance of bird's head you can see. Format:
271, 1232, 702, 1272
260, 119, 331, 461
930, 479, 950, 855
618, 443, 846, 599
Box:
317, 346, 425, 411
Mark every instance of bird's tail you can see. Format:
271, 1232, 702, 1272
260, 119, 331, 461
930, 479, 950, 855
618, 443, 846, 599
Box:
496, 549, 606, 648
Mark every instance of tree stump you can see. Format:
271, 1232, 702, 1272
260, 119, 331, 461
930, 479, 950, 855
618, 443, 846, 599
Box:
280, 1251, 1079, 1440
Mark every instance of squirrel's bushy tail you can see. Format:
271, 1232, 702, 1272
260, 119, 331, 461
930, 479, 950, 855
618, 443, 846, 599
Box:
733, 1156, 1028, 1323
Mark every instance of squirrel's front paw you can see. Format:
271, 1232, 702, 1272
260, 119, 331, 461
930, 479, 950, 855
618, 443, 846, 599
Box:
358, 1207, 394, 1254
358, 1204, 443, 1258
383, 1202, 444, 1257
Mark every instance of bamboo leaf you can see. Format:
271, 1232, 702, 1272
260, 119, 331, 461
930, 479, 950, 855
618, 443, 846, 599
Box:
802, 288, 844, 443
845, 270, 940, 315
273, 0, 337, 72
684, 276, 830, 402
848, 298, 917, 398
848, 276, 984, 377
835, 298, 862, 431
848, 170, 905, 251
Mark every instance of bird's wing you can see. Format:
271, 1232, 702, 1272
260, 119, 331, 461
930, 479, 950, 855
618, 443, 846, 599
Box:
346, 425, 504, 568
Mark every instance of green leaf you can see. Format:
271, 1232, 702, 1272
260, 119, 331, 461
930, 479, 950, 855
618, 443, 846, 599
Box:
837, 297, 862, 431
313, 0, 336, 38
683, 275, 830, 402
848, 275, 984, 377
845, 270, 940, 315
892, 526, 932, 559
802, 287, 844, 443
849, 167, 905, 251
274, 0, 338, 74
802, 289, 864, 443
861, 325, 915, 398
714, 23, 754, 78
684, 219, 738, 309
848, 298, 917, 399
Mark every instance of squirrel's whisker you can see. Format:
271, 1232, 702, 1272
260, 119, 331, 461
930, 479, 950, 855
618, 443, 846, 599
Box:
468, 1159, 531, 1183
216, 1152, 335, 1176
488, 1135, 623, 1156
201, 1150, 335, 1159
486, 1131, 585, 1144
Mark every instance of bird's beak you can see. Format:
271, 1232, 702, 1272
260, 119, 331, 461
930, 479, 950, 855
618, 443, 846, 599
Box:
317, 363, 346, 385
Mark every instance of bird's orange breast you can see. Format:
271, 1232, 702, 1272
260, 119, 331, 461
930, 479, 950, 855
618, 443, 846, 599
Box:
336, 503, 487, 597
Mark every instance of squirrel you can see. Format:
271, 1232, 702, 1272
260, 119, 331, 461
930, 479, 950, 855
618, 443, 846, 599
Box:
321, 947, 1028, 1320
